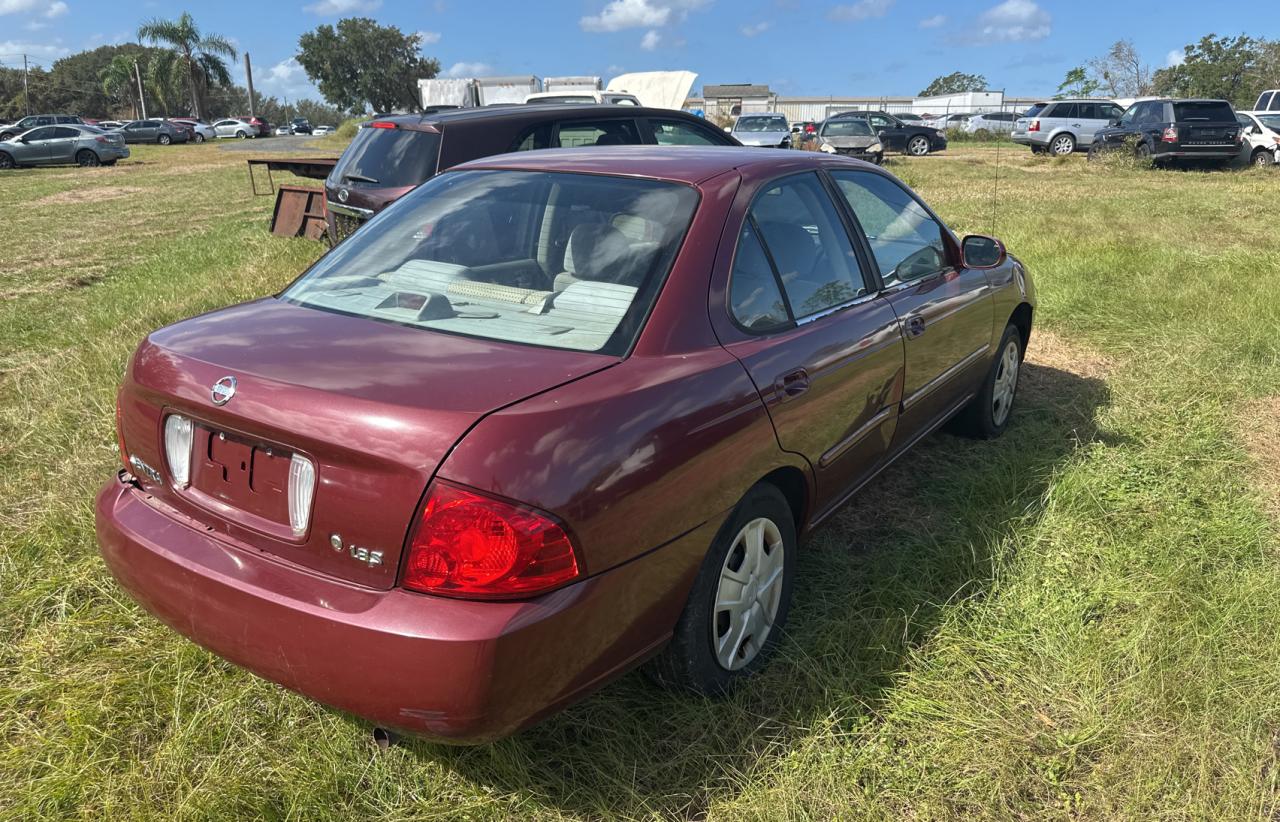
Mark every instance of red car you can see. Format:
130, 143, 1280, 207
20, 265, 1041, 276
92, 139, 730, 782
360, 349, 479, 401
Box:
238, 115, 271, 137
97, 147, 1035, 743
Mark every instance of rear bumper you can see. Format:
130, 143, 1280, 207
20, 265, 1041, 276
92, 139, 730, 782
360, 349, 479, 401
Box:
96, 474, 712, 743
1159, 147, 1238, 159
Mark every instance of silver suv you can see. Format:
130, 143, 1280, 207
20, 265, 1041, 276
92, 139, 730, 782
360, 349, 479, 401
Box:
1012, 99, 1126, 155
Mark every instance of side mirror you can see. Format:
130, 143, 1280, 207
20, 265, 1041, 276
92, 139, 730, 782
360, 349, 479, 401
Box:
961, 234, 1006, 269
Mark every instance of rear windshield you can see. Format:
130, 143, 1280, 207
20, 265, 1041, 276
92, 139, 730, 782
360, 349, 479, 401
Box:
1258, 114, 1280, 131
329, 125, 441, 189
1173, 101, 1235, 122
1022, 104, 1046, 118
821, 119, 873, 136
735, 116, 788, 132
283, 170, 699, 356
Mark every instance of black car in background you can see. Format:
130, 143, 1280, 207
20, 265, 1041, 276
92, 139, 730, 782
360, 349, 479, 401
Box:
290, 118, 313, 135
826, 110, 947, 156
1089, 98, 1241, 167
0, 114, 84, 142
325, 104, 739, 242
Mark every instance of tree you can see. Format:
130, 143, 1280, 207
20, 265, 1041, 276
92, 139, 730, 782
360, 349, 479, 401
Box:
918, 72, 988, 97
100, 54, 141, 119
1086, 40, 1151, 98
297, 18, 440, 113
137, 12, 236, 121
1152, 34, 1266, 108
1056, 66, 1100, 98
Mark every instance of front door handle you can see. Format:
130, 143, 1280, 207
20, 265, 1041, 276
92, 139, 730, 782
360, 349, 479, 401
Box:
906, 315, 926, 337
775, 369, 810, 402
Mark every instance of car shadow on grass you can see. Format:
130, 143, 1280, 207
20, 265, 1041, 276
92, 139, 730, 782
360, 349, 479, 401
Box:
401, 354, 1114, 818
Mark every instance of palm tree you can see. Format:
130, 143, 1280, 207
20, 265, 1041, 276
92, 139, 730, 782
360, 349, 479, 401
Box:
100, 54, 140, 119
137, 12, 236, 121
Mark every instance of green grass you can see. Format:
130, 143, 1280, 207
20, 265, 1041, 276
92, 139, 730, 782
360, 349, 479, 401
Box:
2, 142, 1280, 820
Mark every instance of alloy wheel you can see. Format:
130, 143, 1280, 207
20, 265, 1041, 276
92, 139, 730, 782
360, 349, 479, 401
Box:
991, 339, 1020, 426
77, 150, 100, 167
158, 134, 171, 145
712, 517, 785, 671
908, 136, 930, 156
1051, 135, 1074, 155
1254, 149, 1274, 167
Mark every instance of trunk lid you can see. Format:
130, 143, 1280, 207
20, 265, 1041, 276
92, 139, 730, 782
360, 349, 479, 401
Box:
119, 297, 615, 589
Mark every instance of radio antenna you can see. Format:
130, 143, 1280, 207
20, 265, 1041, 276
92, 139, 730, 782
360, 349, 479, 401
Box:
990, 88, 1004, 236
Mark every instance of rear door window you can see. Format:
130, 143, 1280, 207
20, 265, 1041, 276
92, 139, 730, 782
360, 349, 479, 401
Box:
330, 125, 442, 189
1051, 103, 1078, 119
53, 127, 79, 138
511, 123, 552, 151
728, 222, 792, 332
749, 173, 867, 318
554, 118, 641, 148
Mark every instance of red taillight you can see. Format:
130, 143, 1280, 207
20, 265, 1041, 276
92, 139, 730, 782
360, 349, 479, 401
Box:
369, 121, 397, 129
115, 392, 128, 468
1028, 119, 1039, 132
402, 480, 580, 598
95, 135, 107, 143
1161, 126, 1178, 143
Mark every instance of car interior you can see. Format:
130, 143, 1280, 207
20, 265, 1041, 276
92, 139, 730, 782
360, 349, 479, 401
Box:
288, 171, 697, 354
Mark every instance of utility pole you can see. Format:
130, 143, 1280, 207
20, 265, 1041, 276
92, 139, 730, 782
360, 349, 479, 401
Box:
134, 60, 147, 119
22, 54, 30, 116
244, 52, 256, 119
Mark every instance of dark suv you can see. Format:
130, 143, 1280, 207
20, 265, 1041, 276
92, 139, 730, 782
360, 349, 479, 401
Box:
826, 111, 947, 156
325, 105, 739, 241
1089, 98, 1241, 166
0, 114, 83, 142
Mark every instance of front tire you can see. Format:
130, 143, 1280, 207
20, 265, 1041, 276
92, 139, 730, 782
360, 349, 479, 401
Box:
953, 325, 1023, 439
194, 133, 205, 144
648, 483, 797, 695
1050, 133, 1076, 155
1252, 148, 1274, 167
76, 149, 100, 167
907, 135, 930, 156
1030, 145, 1046, 155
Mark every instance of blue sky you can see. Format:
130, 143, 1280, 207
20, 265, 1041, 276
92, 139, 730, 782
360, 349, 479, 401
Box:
0, 0, 1272, 101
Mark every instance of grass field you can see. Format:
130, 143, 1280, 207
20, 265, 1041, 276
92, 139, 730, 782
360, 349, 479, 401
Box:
2, 140, 1279, 820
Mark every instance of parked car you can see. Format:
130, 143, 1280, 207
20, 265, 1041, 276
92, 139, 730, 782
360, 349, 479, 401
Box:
525, 90, 642, 105
894, 112, 925, 123
324, 104, 739, 241
927, 112, 973, 130
828, 111, 947, 156
97, 120, 126, 131
212, 118, 257, 139
0, 113, 83, 142
97, 145, 1034, 743
1254, 90, 1280, 112
814, 117, 883, 163
1236, 111, 1280, 166
313, 125, 335, 136
290, 118, 313, 135
114, 119, 190, 145
0, 123, 129, 169
1089, 98, 1241, 167
731, 113, 792, 148
1011, 99, 1126, 155
274, 125, 292, 136
246, 116, 271, 136
964, 112, 1019, 134
168, 118, 216, 143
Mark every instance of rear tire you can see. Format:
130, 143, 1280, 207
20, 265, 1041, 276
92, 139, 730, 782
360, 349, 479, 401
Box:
0, 151, 14, 170
76, 149, 100, 167
648, 483, 797, 695
1049, 133, 1075, 155
158, 134, 171, 145
236, 130, 247, 139
1030, 145, 1046, 155
952, 325, 1023, 439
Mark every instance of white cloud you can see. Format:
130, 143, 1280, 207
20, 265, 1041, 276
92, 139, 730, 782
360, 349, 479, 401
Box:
444, 61, 492, 78
0, 38, 68, 64
740, 21, 772, 37
971, 0, 1050, 43
918, 13, 945, 28
44, 0, 65, 17
255, 56, 318, 100
828, 0, 894, 22
0, 0, 48, 13
417, 30, 441, 44
1165, 48, 1185, 67
581, 0, 670, 32
303, 0, 380, 15
640, 29, 660, 49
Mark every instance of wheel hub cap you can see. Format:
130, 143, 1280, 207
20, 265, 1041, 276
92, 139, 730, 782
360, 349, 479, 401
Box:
713, 517, 785, 671
992, 340, 1020, 425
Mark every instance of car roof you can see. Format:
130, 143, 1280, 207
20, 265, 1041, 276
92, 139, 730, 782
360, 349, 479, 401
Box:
451, 145, 879, 185
370, 105, 710, 131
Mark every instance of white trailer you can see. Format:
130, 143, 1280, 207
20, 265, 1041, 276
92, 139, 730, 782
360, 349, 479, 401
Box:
544, 76, 602, 94
476, 75, 542, 105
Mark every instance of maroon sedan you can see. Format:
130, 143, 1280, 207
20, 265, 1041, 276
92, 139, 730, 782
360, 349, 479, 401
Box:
97, 147, 1035, 743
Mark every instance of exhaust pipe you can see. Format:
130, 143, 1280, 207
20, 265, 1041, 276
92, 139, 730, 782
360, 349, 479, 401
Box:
373, 727, 399, 750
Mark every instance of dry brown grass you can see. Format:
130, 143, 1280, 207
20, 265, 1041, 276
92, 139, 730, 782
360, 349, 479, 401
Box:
32, 185, 143, 206
1239, 396, 1280, 523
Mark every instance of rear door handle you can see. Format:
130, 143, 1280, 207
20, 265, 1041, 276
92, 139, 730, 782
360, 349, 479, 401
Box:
906, 315, 926, 337
775, 369, 810, 401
